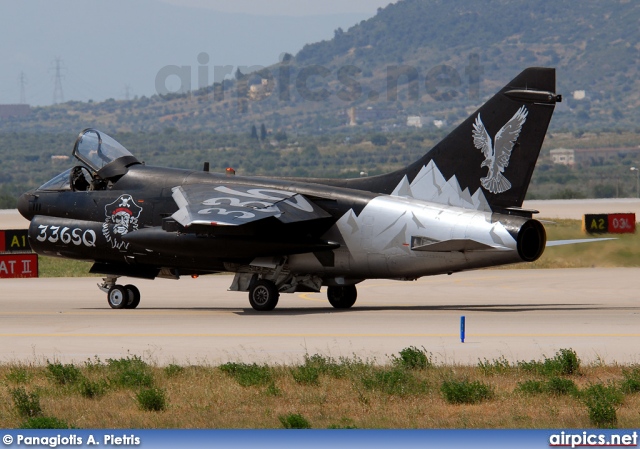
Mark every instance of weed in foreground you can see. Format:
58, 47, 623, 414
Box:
78, 378, 108, 399
581, 383, 623, 429
441, 379, 494, 404
219, 363, 272, 387
19, 416, 73, 429
46, 361, 82, 386
107, 356, 154, 389
291, 364, 320, 385
164, 364, 185, 378
11, 387, 42, 418
478, 356, 512, 375
6, 367, 30, 384
136, 387, 167, 412
545, 377, 579, 396
361, 367, 429, 396
279, 413, 311, 429
391, 346, 432, 370
620, 366, 640, 394
264, 382, 281, 397
518, 349, 580, 376
516, 380, 545, 395
517, 378, 577, 396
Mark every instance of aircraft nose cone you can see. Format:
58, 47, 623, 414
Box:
17, 192, 33, 220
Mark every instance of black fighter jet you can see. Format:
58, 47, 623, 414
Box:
19, 67, 564, 311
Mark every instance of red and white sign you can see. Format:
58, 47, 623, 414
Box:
0, 254, 38, 278
608, 213, 636, 234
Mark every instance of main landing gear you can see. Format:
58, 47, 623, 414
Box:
248, 280, 280, 312
245, 279, 357, 312
99, 276, 141, 309
327, 285, 357, 309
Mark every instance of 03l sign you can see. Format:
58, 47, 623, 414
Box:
0, 254, 38, 278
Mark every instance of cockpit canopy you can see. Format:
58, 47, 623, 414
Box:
72, 129, 139, 178
38, 129, 139, 191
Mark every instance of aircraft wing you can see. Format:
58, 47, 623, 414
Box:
546, 238, 616, 247
170, 184, 332, 228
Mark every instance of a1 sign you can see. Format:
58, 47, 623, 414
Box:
0, 229, 31, 253
608, 213, 636, 234
0, 254, 38, 278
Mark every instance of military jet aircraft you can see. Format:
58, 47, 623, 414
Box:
19, 67, 566, 311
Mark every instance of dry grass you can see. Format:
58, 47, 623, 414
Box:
1, 352, 640, 429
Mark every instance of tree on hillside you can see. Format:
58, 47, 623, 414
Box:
260, 124, 268, 141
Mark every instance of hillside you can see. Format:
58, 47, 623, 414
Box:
1, 0, 639, 135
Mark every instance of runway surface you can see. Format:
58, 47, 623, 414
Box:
1, 269, 639, 366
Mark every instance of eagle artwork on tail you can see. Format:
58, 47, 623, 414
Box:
473, 105, 528, 194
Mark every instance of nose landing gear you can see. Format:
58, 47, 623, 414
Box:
99, 276, 141, 309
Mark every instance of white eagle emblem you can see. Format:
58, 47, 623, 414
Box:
472, 105, 528, 194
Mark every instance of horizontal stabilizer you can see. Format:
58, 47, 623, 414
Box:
171, 184, 332, 228
411, 237, 507, 252
546, 238, 616, 247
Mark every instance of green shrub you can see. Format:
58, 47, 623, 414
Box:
361, 367, 428, 396
6, 367, 29, 384
19, 416, 73, 429
11, 387, 42, 418
264, 382, 281, 397
516, 380, 545, 395
46, 361, 82, 386
84, 356, 105, 372
518, 349, 580, 376
441, 379, 493, 404
136, 387, 167, 412
107, 356, 153, 389
392, 346, 432, 370
478, 356, 512, 375
291, 364, 320, 385
621, 367, 640, 394
581, 383, 623, 429
545, 377, 578, 396
219, 363, 272, 387
279, 413, 311, 429
79, 378, 108, 399
164, 364, 185, 378
302, 354, 348, 378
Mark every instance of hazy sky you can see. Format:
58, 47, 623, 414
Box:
159, 0, 397, 16
0, 0, 393, 106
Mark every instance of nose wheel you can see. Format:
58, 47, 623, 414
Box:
101, 277, 141, 309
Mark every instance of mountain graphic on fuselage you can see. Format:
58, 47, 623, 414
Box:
390, 160, 491, 212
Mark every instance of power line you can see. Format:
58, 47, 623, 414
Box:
51, 57, 65, 104
18, 71, 28, 104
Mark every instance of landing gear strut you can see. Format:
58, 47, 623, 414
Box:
99, 276, 141, 309
248, 280, 279, 311
327, 285, 357, 309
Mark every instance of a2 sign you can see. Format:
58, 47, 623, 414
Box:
0, 229, 38, 279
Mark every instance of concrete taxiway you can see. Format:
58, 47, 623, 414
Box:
1, 269, 639, 365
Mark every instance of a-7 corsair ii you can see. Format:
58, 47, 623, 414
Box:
20, 68, 565, 311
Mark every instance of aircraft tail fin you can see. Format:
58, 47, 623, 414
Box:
341, 67, 560, 212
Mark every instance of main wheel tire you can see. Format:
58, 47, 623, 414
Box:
124, 284, 141, 309
248, 280, 279, 311
327, 285, 357, 309
107, 285, 128, 309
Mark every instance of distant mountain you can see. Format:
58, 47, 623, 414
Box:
1, 0, 639, 134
